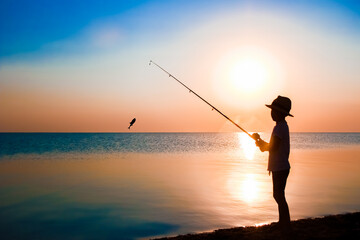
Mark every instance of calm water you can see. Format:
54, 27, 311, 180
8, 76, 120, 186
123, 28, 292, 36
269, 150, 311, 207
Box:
1, 133, 360, 239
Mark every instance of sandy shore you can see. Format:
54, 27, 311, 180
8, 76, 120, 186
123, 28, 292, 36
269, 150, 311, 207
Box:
153, 212, 360, 240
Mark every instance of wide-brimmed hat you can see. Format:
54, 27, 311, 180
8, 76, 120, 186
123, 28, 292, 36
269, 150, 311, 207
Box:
266, 96, 293, 117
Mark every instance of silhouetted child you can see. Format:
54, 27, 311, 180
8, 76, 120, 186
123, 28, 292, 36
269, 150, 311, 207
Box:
253, 96, 293, 230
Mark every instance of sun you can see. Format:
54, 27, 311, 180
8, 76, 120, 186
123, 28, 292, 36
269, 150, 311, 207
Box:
230, 59, 267, 94
212, 47, 284, 109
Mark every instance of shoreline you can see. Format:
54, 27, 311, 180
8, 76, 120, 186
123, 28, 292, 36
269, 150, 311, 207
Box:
153, 212, 360, 240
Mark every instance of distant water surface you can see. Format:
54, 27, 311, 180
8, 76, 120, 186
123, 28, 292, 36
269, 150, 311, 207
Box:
1, 132, 360, 156
0, 133, 360, 239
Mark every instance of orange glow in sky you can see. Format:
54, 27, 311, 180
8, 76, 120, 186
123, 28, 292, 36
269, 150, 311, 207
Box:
1, 2, 359, 132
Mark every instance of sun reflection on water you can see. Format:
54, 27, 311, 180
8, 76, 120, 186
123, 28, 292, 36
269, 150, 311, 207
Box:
238, 132, 256, 160
226, 134, 263, 204
227, 172, 260, 203
241, 174, 259, 203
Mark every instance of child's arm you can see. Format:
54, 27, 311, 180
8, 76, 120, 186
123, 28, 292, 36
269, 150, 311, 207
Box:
252, 133, 281, 152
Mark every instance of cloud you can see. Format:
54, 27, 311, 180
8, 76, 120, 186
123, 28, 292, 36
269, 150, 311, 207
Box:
28, 20, 127, 58
90, 26, 124, 48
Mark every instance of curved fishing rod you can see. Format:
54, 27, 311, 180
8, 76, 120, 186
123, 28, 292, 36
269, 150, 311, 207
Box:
149, 60, 256, 140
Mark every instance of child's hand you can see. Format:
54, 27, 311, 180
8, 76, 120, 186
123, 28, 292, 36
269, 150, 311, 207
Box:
256, 139, 267, 152
252, 133, 268, 152
252, 133, 260, 141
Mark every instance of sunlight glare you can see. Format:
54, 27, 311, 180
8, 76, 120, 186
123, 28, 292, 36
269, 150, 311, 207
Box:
238, 132, 256, 160
242, 174, 259, 203
230, 59, 267, 94
212, 46, 285, 109
227, 172, 259, 203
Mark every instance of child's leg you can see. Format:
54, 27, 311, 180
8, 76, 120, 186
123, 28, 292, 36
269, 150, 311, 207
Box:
272, 169, 290, 224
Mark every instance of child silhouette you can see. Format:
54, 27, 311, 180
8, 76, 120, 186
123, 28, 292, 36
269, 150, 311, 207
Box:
253, 96, 293, 230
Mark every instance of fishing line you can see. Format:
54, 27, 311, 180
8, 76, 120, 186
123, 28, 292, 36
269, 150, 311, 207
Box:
149, 60, 256, 140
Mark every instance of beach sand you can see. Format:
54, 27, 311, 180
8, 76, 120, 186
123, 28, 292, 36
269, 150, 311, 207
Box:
153, 212, 360, 240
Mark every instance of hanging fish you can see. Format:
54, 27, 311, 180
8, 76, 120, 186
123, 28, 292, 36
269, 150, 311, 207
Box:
128, 118, 136, 129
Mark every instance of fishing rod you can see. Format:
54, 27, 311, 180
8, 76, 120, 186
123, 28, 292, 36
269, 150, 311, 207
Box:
149, 60, 257, 141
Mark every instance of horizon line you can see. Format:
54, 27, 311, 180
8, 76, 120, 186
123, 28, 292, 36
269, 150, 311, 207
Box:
1, 131, 359, 134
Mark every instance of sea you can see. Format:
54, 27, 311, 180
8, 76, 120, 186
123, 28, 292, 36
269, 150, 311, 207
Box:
1, 132, 360, 239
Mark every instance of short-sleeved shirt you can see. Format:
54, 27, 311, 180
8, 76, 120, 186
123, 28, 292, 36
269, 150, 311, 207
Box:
268, 120, 290, 172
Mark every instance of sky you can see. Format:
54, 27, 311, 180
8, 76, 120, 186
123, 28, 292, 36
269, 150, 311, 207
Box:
1, 0, 359, 132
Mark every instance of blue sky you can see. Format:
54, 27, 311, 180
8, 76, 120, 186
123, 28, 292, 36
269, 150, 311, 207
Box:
1, 0, 360, 132
1, 0, 359, 59
1, 0, 141, 56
